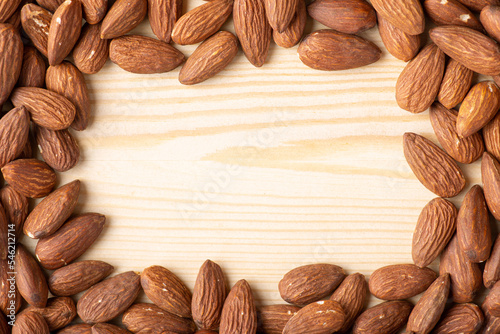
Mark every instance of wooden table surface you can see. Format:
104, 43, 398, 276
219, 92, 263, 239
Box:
24, 3, 489, 307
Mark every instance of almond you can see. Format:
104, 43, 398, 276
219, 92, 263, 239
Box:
81, 0, 107, 24
273, 0, 306, 48
430, 25, 500, 76
403, 132, 465, 198
35, 126, 80, 172
171, 0, 233, 45
12, 311, 49, 334
15, 243, 49, 308
283, 300, 345, 334
110, 35, 185, 74
0, 185, 28, 240
370, 0, 424, 35
219, 279, 258, 334
482, 311, 500, 334
2, 158, 56, 198
257, 304, 300, 334
353, 300, 413, 334
26, 297, 76, 331
484, 109, 500, 162
0, 23, 23, 105
148, 0, 182, 43
0, 0, 22, 22
482, 152, 500, 220
483, 281, 500, 317
57, 324, 92, 334
5, 1, 23, 30
484, 234, 500, 288
457, 0, 500, 11
438, 59, 474, 110
36, 0, 64, 12
424, 0, 482, 30
35, 213, 106, 269
0, 106, 30, 168
24, 180, 80, 239
73, 22, 109, 75
18, 46, 46, 88
264, 0, 298, 32
482, 5, 500, 43
100, 0, 147, 39
0, 258, 22, 315
20, 3, 52, 57
396, 43, 445, 113
233, 0, 271, 67
307, 0, 376, 35
77, 271, 141, 324
278, 263, 345, 306
122, 303, 196, 334
432, 303, 484, 334
298, 29, 381, 71
377, 14, 420, 62
192, 259, 226, 330
91, 323, 132, 334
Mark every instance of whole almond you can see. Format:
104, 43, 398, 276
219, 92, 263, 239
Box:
483, 281, 500, 317
283, 300, 345, 334
73, 22, 109, 74
77, 271, 141, 324
148, 0, 182, 43
377, 14, 420, 62
440, 235, 482, 303
403, 132, 465, 198
264, 0, 298, 32
0, 258, 22, 315
298, 29, 381, 71
425, 0, 482, 30
438, 59, 474, 109
219, 279, 257, 334
81, 0, 107, 24
35, 213, 106, 270
12, 311, 49, 334
430, 103, 484, 164
307, 0, 376, 35
233, 0, 271, 67
26, 297, 76, 331
57, 324, 93, 334
0, 185, 28, 240
10, 87, 76, 130
432, 303, 484, 334
122, 303, 197, 334
100, 0, 147, 39
36, 0, 64, 11
484, 111, 500, 162
24, 180, 80, 239
35, 126, 80, 172
278, 263, 345, 306
273, 0, 306, 48
179, 31, 238, 85
15, 243, 48, 308
482, 152, 500, 220
430, 25, 500, 76
370, 0, 424, 35
457, 0, 500, 11
484, 234, 500, 288
92, 323, 132, 334
481, 5, 500, 43
192, 259, 226, 330
0, 106, 29, 168
5, 1, 23, 30
110, 35, 185, 74
369, 264, 438, 300
396, 43, 445, 113
482, 311, 500, 334
353, 300, 413, 334
0, 0, 22, 22
18, 46, 46, 87
20, 3, 52, 57
0, 23, 23, 105
171, 0, 233, 45
257, 304, 300, 334
2, 158, 56, 198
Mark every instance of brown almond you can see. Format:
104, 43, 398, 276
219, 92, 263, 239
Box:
353, 300, 413, 334
307, 0, 376, 35
369, 264, 438, 300
15, 243, 48, 308
148, 0, 182, 43
35, 126, 80, 172
77, 271, 141, 324
0, 23, 23, 105
192, 259, 226, 330
24, 180, 80, 239
482, 311, 500, 334
233, 0, 271, 67
37, 0, 64, 12
12, 311, 49, 334
482, 152, 500, 220
122, 303, 196, 334
438, 59, 474, 109
18, 46, 46, 88
283, 300, 345, 334
179, 31, 238, 85
278, 263, 345, 306
483, 281, 500, 317
73, 22, 109, 75
298, 29, 381, 71
430, 25, 500, 76
457, 0, 500, 11
219, 279, 257, 334
81, 0, 107, 24
370, 0, 424, 35
273, 0, 306, 48
100, 0, 146, 39
48, 260, 114, 296
257, 304, 300, 334
92, 323, 132, 334
264, 0, 298, 33
20, 3, 52, 57
0, 259, 22, 315
484, 234, 500, 288
26, 297, 76, 331
2, 158, 56, 198
0, 106, 29, 168
403, 132, 466, 198
482, 6, 500, 43
171, 0, 233, 45
110, 35, 185, 74
57, 324, 93, 334
484, 112, 500, 162
35, 213, 106, 270
5, 1, 23, 31
377, 14, 420, 62
396, 43, 445, 113
425, 0, 482, 30
0, 0, 22, 22
432, 303, 484, 334
0, 185, 28, 240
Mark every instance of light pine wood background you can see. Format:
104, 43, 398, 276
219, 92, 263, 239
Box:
23, 1, 491, 308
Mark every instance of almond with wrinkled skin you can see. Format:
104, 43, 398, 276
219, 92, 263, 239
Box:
171, 0, 233, 45
430, 25, 500, 76
282, 300, 345, 334
92, 323, 132, 334
484, 234, 500, 288
425, 0, 482, 30
26, 297, 76, 331
438, 59, 474, 109
457, 0, 500, 11
219, 280, 257, 334
77, 271, 141, 324
430, 103, 484, 164
192, 259, 226, 330
24, 180, 80, 239
403, 132, 465, 198
81, 0, 107, 24
480, 310, 500, 334
0, 185, 28, 240
273, 0, 306, 48
2, 158, 56, 198
481, 6, 500, 43
278, 263, 345, 305
12, 311, 49, 334
122, 303, 197, 334
57, 324, 92, 334
5, 1, 24, 30
15, 244, 48, 308
18, 46, 46, 87
440, 235, 482, 303
482, 152, 500, 220
0, 106, 29, 168
36, 0, 64, 12
0, 24, 22, 106
148, 0, 182, 43
233, 0, 271, 67
0, 259, 22, 315
49, 260, 114, 296
20, 4, 52, 57
257, 304, 300, 334
432, 303, 484, 334
0, 0, 22, 22
377, 14, 420, 62
330, 273, 368, 333
298, 29, 381, 71
353, 301, 413, 334
370, 0, 424, 35
483, 281, 500, 317
35, 213, 106, 270
369, 264, 438, 300
307, 0, 376, 35
100, 0, 146, 39
35, 127, 80, 172
484, 111, 500, 162
73, 23, 109, 75
110, 35, 185, 74
179, 31, 238, 85
396, 44, 445, 113
265, 0, 298, 32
